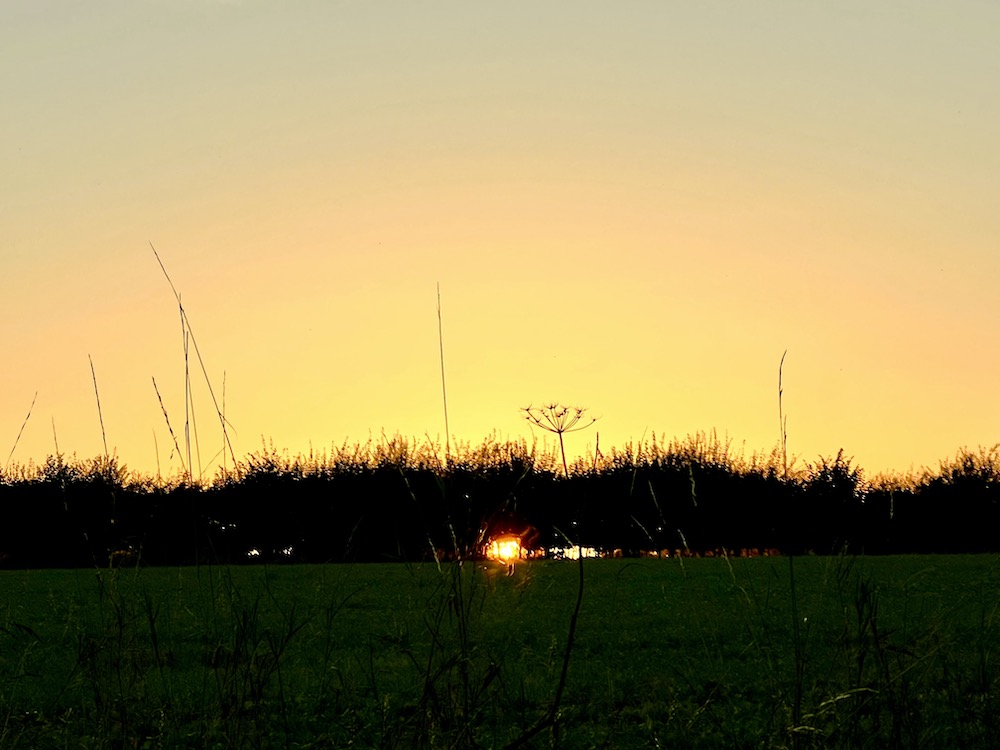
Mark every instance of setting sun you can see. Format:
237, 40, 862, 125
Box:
485, 535, 523, 563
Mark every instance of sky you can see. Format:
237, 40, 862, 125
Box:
3, 1, 999, 481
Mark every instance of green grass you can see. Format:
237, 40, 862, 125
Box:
1, 556, 999, 748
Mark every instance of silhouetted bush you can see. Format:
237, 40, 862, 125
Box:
2, 435, 999, 567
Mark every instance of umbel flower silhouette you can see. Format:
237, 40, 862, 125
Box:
522, 403, 598, 478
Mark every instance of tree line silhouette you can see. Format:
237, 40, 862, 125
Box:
1, 433, 999, 568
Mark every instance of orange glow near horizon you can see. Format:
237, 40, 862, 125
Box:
485, 536, 523, 563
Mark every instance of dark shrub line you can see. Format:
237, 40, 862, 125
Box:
2, 435, 999, 567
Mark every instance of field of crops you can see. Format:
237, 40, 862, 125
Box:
2, 555, 999, 748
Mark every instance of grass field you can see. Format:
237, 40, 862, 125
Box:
1, 555, 999, 749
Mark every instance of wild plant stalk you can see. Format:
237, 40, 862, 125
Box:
522, 403, 597, 479
778, 349, 788, 480
151, 243, 238, 479
437, 282, 450, 467
153, 429, 162, 485
630, 478, 670, 559
398, 562, 497, 747
222, 371, 227, 480
89, 355, 109, 460
88, 357, 122, 557
514, 404, 596, 748
152, 376, 187, 480
505, 526, 586, 750
184, 325, 199, 479
4, 390, 37, 472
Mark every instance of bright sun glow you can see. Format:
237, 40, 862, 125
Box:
485, 535, 522, 562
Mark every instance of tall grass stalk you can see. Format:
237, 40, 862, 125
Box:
3, 391, 36, 473
88, 355, 109, 460
152, 377, 187, 481
437, 282, 450, 468
152, 429, 161, 484
151, 243, 237, 482
779, 349, 788, 480
222, 370, 228, 481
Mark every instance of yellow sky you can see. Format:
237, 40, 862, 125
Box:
3, 1, 999, 480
